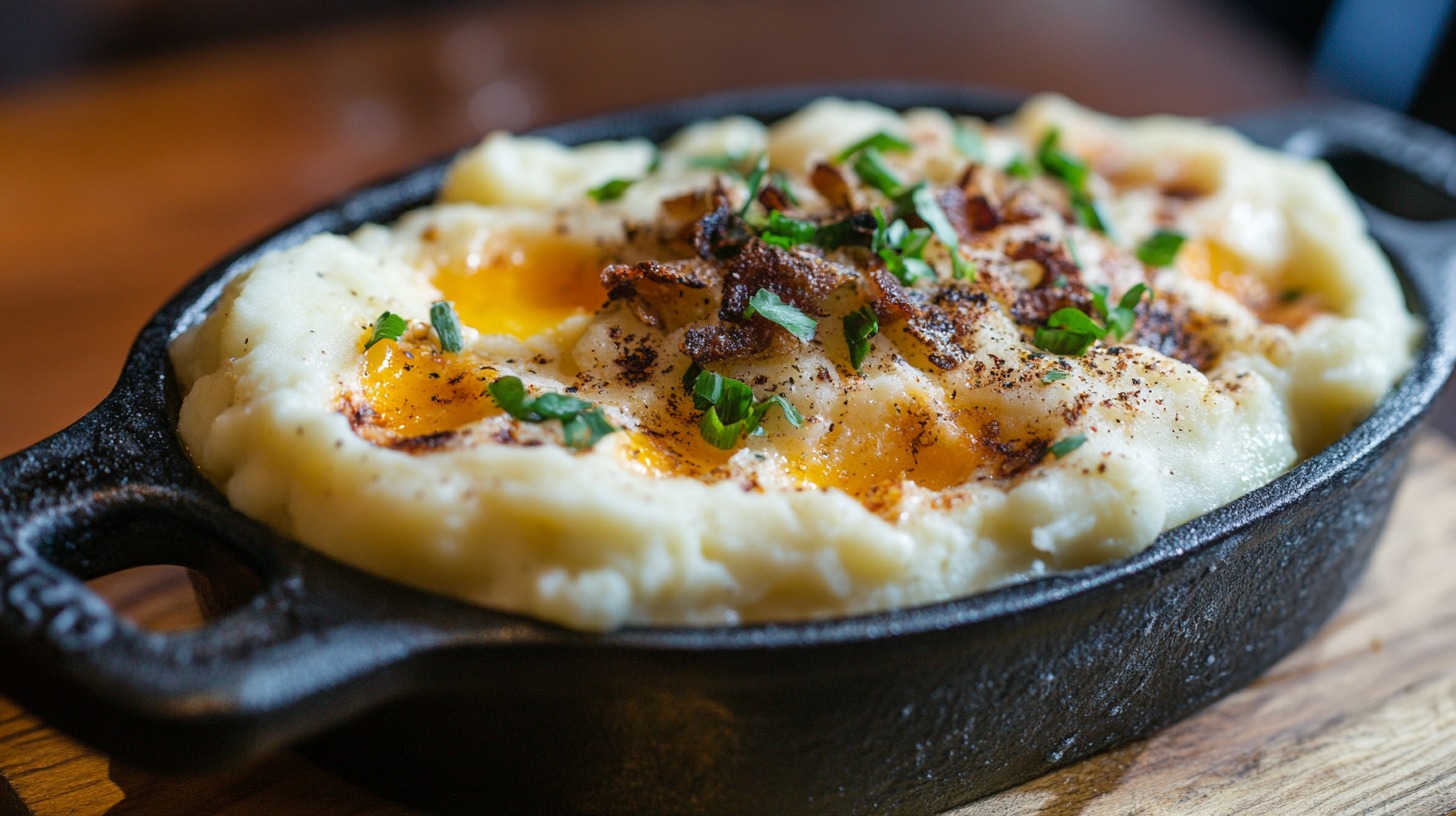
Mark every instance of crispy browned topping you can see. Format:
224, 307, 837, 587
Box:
810, 162, 856, 210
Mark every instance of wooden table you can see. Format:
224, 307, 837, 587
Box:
2, 2, 1454, 813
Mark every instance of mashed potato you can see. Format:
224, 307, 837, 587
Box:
171, 95, 1418, 630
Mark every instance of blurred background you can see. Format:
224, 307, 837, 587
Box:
0, 0, 1454, 456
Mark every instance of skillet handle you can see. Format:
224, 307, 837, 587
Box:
0, 382, 460, 772
1232, 101, 1456, 312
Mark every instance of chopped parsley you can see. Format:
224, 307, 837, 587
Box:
1136, 230, 1186, 267
905, 182, 977, 281
834, 131, 913, 163
1042, 370, 1069, 383
873, 209, 935, 285
744, 288, 817, 342
1034, 308, 1104, 356
1049, 434, 1087, 458
1033, 283, 1151, 356
1091, 283, 1150, 340
686, 367, 804, 450
429, 301, 465, 353
365, 311, 408, 350
587, 177, 634, 202
843, 306, 879, 372
487, 376, 618, 450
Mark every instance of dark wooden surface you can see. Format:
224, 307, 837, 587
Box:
1, 2, 1453, 813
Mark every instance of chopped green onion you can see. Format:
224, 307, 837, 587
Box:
739, 152, 770, 216
834, 131, 913, 163
1136, 230, 1186, 267
843, 306, 879, 372
1036, 128, 1090, 191
1006, 155, 1037, 179
744, 288, 817, 342
487, 375, 617, 450
587, 178, 634, 202
365, 311, 408, 350
1049, 433, 1087, 458
1042, 370, 1069, 383
852, 147, 904, 196
951, 250, 978, 281
429, 301, 465, 353
758, 210, 820, 249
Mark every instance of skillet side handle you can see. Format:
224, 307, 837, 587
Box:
0, 391, 436, 772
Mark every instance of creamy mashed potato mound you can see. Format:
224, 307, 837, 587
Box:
172, 96, 1418, 630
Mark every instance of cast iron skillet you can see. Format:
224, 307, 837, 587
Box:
2, 85, 1455, 816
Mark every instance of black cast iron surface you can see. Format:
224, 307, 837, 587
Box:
1, 85, 1454, 815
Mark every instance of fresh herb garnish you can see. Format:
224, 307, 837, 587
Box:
872, 209, 935, 285
1036, 128, 1090, 191
1070, 192, 1114, 236
909, 183, 959, 247
758, 210, 820, 249
1091, 283, 1150, 340
852, 148, 905, 197
1042, 370, 1069, 383
487, 376, 618, 450
688, 369, 803, 450
744, 288, 817, 342
843, 306, 879, 372
900, 183, 977, 281
1006, 155, 1037, 179
1034, 308, 1104, 356
834, 131, 913, 163
429, 301, 464, 353
1136, 230, 1186, 267
1049, 433, 1087, 458
739, 152, 770, 216
587, 177, 634, 202
365, 311, 408, 350
953, 122, 985, 161
1033, 283, 1151, 355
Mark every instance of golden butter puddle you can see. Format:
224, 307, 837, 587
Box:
1177, 238, 1323, 330
431, 231, 607, 340
346, 340, 500, 445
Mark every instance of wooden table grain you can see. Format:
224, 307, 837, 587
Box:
1, 2, 1453, 814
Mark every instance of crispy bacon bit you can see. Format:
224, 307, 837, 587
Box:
934, 186, 973, 242
682, 240, 851, 363
693, 201, 753, 260
861, 267, 971, 369
810, 162, 856, 209
1134, 297, 1221, 371
602, 259, 718, 328
1008, 240, 1090, 326
718, 240, 847, 319
757, 184, 794, 214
